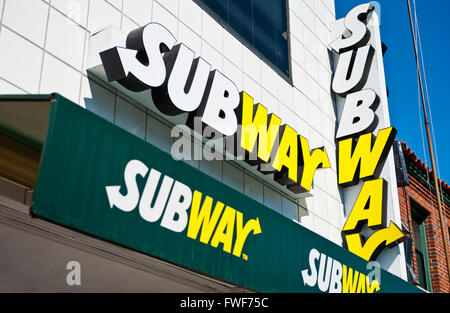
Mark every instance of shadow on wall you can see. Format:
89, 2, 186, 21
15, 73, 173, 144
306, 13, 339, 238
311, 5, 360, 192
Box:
82, 73, 116, 123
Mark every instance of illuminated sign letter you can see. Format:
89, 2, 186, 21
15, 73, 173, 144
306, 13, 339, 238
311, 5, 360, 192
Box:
332, 3, 406, 265
105, 159, 149, 212
239, 92, 281, 165
152, 43, 211, 115
139, 169, 174, 222
338, 127, 397, 187
210, 206, 236, 253
336, 89, 380, 139
330, 3, 373, 53
193, 70, 240, 136
332, 45, 374, 96
232, 212, 261, 258
272, 125, 299, 183
160, 181, 192, 232
100, 22, 330, 198
187, 191, 225, 244
344, 221, 405, 261
342, 178, 387, 234
100, 23, 176, 91
297, 136, 331, 192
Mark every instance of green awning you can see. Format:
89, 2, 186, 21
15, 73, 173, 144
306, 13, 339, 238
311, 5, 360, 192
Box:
1, 94, 422, 293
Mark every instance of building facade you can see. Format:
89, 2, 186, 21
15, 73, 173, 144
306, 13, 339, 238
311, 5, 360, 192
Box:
396, 141, 450, 293
0, 0, 421, 292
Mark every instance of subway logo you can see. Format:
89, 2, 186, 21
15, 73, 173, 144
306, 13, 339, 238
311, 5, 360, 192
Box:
106, 159, 262, 260
301, 248, 381, 293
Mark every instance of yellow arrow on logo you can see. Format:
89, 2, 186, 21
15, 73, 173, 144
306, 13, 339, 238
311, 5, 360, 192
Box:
344, 221, 406, 261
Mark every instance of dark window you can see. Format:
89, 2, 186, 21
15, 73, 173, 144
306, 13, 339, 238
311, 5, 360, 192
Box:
195, 0, 290, 77
411, 200, 432, 291
412, 219, 427, 289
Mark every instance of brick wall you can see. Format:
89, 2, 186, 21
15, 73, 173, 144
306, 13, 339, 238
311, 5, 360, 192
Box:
398, 143, 450, 293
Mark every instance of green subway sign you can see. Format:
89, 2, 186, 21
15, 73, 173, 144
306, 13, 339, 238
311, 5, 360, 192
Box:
31, 94, 421, 293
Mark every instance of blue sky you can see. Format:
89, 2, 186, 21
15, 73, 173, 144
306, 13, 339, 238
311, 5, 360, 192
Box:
334, 0, 450, 184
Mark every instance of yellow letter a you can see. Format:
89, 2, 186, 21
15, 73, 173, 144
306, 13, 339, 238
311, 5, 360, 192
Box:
342, 178, 387, 234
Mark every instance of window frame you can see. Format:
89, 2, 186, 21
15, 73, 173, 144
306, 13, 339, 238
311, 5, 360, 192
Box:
193, 0, 293, 85
410, 200, 433, 292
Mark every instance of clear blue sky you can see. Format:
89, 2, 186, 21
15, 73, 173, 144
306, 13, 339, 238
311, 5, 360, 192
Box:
334, 0, 450, 184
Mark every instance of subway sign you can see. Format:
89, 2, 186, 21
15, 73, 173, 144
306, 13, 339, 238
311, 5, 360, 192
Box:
100, 22, 331, 196
97, 3, 406, 265
31, 94, 420, 293
106, 159, 261, 261
27, 2, 414, 292
330, 3, 406, 262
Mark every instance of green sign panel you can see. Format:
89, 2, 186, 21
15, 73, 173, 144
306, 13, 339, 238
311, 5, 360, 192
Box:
31, 94, 421, 293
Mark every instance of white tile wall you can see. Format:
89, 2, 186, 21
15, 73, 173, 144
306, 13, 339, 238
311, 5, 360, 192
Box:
301, 2, 315, 33
51, 0, 89, 27
0, 27, 43, 93
289, 11, 303, 43
123, 0, 152, 26
40, 52, 81, 103
0, 0, 343, 244
243, 74, 261, 104
277, 77, 293, 107
0, 78, 25, 94
260, 88, 278, 114
46, 8, 85, 70
290, 36, 305, 68
322, 0, 335, 16
291, 62, 307, 95
299, 206, 314, 230
121, 15, 139, 35
242, 45, 261, 82
87, 0, 121, 33
222, 29, 243, 69
177, 21, 201, 57
106, 0, 122, 11
156, 0, 178, 17
260, 62, 278, 97
178, 0, 201, 35
152, 1, 177, 37
201, 10, 222, 52
313, 214, 330, 239
2, 0, 49, 47
201, 40, 222, 72
222, 58, 242, 91
0, 0, 4, 19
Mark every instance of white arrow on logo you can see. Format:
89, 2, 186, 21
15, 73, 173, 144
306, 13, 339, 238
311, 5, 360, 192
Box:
113, 46, 167, 88
106, 159, 149, 212
100, 23, 177, 90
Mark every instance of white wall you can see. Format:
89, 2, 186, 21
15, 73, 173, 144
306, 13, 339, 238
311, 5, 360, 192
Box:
0, 0, 344, 246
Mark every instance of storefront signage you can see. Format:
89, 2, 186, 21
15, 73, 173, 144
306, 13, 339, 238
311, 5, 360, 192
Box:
106, 159, 261, 260
331, 3, 406, 261
99, 23, 331, 195
301, 248, 380, 293
31, 95, 420, 293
